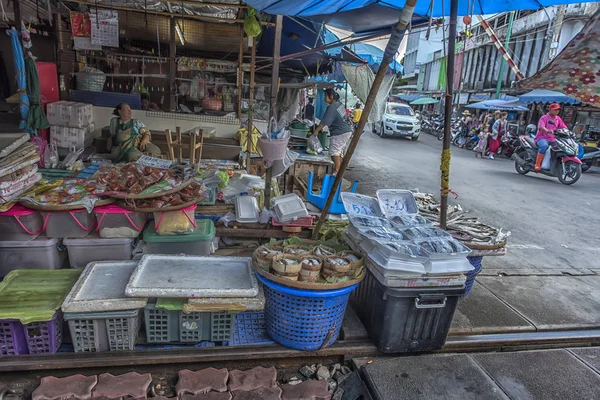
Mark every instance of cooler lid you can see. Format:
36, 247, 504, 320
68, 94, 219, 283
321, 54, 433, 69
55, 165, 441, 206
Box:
62, 261, 147, 313
376, 189, 419, 217
143, 219, 215, 242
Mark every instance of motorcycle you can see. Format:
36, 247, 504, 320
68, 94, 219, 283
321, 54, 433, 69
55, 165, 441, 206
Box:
512, 128, 583, 185
580, 144, 600, 172
500, 130, 520, 158
464, 127, 481, 151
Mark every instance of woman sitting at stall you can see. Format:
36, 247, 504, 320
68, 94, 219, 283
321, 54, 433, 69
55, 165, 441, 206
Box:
109, 103, 161, 162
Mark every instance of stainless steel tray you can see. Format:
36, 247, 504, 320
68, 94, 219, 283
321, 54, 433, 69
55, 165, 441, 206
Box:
125, 255, 258, 298
62, 261, 148, 313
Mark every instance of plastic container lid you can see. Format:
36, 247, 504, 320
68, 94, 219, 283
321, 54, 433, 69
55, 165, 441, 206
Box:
270, 194, 308, 222
367, 254, 425, 276
62, 261, 148, 313
340, 193, 383, 217
376, 189, 419, 217
0, 204, 36, 217
63, 234, 134, 246
144, 219, 215, 243
0, 236, 59, 248
94, 204, 139, 214
0, 269, 82, 323
415, 237, 472, 259
235, 196, 259, 223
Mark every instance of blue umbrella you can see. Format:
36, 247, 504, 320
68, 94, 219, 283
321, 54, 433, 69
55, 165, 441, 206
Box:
518, 89, 580, 105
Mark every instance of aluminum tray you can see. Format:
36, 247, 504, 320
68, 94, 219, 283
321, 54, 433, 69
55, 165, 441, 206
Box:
62, 261, 147, 313
126, 255, 258, 298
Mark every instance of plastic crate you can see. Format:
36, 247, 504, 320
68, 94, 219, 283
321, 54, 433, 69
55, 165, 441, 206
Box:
0, 204, 44, 241
63, 235, 134, 268
463, 256, 483, 298
23, 312, 63, 354
351, 268, 463, 353
0, 236, 67, 277
65, 310, 141, 352
257, 274, 357, 351
0, 320, 28, 355
229, 312, 274, 346
143, 304, 235, 343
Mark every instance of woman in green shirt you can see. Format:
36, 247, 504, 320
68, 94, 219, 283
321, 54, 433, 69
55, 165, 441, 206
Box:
109, 103, 161, 162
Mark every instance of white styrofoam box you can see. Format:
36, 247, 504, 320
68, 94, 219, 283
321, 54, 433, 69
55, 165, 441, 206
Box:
50, 123, 95, 149
47, 101, 93, 127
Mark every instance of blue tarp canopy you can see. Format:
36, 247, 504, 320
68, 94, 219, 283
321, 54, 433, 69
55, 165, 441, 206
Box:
518, 89, 580, 105
351, 43, 403, 73
257, 16, 363, 74
391, 93, 423, 103
466, 99, 529, 111
247, 0, 595, 34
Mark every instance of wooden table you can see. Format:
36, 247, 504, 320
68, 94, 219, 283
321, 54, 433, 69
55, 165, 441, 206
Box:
285, 151, 334, 195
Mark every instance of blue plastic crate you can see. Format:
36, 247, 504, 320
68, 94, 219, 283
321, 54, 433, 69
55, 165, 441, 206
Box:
228, 312, 274, 346
463, 256, 483, 298
257, 274, 357, 351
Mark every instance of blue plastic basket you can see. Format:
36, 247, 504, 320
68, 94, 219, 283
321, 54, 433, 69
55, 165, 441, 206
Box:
227, 312, 275, 346
257, 274, 358, 351
463, 256, 483, 298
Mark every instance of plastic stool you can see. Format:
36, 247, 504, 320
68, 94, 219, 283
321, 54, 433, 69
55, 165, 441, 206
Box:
305, 172, 358, 214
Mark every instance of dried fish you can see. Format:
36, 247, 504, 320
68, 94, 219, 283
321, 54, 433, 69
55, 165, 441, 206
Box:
327, 258, 349, 266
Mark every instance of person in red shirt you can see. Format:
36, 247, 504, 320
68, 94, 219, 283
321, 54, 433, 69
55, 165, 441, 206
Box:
534, 103, 567, 171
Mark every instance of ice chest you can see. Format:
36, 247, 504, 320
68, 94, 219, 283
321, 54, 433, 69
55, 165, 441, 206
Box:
351, 267, 464, 353
0, 237, 66, 277
0, 204, 44, 240
63, 234, 134, 268
144, 219, 215, 256
42, 209, 96, 238
94, 204, 146, 238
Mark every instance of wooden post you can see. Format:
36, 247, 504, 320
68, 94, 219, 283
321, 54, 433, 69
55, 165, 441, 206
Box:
165, 129, 175, 161
312, 0, 416, 239
176, 126, 183, 163
169, 18, 177, 112
13, 0, 22, 26
237, 27, 244, 122
439, 0, 459, 230
246, 36, 256, 170
264, 15, 283, 208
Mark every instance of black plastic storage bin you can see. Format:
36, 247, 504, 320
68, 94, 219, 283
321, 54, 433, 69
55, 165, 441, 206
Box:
351, 268, 464, 353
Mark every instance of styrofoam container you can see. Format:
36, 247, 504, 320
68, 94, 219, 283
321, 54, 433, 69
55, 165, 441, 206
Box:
0, 236, 66, 277
270, 194, 308, 222
126, 255, 259, 298
427, 258, 475, 275
366, 258, 466, 287
42, 210, 96, 238
62, 261, 147, 313
63, 234, 133, 268
368, 251, 426, 276
388, 214, 433, 228
240, 174, 265, 190
0, 204, 43, 240
401, 226, 452, 239
94, 204, 146, 239
235, 196, 259, 223
348, 215, 393, 230
376, 189, 418, 217
340, 193, 383, 217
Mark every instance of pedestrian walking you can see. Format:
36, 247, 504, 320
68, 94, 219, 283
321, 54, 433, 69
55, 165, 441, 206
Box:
488, 112, 508, 159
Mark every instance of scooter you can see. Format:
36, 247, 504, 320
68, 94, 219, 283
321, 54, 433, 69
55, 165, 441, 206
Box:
464, 127, 481, 151
500, 130, 520, 158
580, 144, 600, 172
512, 128, 583, 185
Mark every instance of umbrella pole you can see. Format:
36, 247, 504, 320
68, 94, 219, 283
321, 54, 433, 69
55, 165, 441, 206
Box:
439, 0, 459, 230
312, 0, 416, 239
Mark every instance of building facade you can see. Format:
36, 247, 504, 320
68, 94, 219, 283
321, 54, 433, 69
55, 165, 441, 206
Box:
416, 3, 599, 97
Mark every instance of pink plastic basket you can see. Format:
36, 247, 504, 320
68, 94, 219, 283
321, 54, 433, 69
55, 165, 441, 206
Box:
258, 138, 289, 161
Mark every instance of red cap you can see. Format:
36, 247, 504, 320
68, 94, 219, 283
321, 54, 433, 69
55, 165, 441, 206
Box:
549, 103, 561, 111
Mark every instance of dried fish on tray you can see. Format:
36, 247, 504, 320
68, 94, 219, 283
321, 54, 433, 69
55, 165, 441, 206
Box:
121, 182, 209, 211
413, 192, 510, 249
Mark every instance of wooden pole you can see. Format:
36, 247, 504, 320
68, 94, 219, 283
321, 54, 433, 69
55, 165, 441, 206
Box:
312, 0, 417, 239
13, 0, 21, 25
264, 15, 283, 208
439, 0, 459, 230
246, 36, 256, 170
169, 18, 177, 112
237, 27, 244, 122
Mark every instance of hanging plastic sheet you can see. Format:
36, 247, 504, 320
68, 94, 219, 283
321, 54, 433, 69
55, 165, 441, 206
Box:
7, 28, 29, 131
315, 88, 327, 120
341, 63, 395, 123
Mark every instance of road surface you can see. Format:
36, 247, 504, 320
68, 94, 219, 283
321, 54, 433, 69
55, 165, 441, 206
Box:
344, 131, 600, 273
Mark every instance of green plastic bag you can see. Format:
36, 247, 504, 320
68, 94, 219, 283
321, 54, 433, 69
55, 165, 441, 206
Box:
244, 8, 261, 38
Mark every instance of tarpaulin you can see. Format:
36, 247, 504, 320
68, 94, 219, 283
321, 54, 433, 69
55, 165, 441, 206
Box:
245, 0, 596, 34
341, 63, 395, 122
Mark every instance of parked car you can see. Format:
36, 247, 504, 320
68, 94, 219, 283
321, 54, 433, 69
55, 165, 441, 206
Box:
374, 103, 421, 140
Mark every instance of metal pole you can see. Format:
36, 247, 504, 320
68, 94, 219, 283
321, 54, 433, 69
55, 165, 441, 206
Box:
439, 0, 458, 230
495, 11, 515, 99
169, 18, 177, 112
246, 36, 256, 171
264, 15, 283, 208
312, 0, 417, 239
237, 27, 244, 122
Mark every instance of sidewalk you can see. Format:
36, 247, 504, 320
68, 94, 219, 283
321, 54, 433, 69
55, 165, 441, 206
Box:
354, 347, 600, 399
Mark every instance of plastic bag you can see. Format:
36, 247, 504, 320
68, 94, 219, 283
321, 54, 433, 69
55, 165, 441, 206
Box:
59, 146, 84, 170
244, 8, 261, 37
307, 135, 323, 154
542, 149, 551, 170
272, 150, 299, 177
31, 136, 47, 168
43, 143, 59, 169
259, 207, 274, 224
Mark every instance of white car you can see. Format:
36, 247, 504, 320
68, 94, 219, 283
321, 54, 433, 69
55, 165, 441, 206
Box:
375, 103, 421, 140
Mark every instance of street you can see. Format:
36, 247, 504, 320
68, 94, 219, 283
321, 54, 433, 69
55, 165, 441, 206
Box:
345, 131, 600, 273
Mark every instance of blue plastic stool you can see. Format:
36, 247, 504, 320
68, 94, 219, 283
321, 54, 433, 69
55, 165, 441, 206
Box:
463, 256, 483, 298
305, 172, 358, 214
257, 274, 358, 351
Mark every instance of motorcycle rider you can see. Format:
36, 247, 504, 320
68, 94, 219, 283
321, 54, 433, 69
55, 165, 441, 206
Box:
534, 103, 568, 171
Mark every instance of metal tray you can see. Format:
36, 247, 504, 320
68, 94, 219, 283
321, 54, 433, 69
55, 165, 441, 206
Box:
126, 255, 258, 298
62, 262, 147, 313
